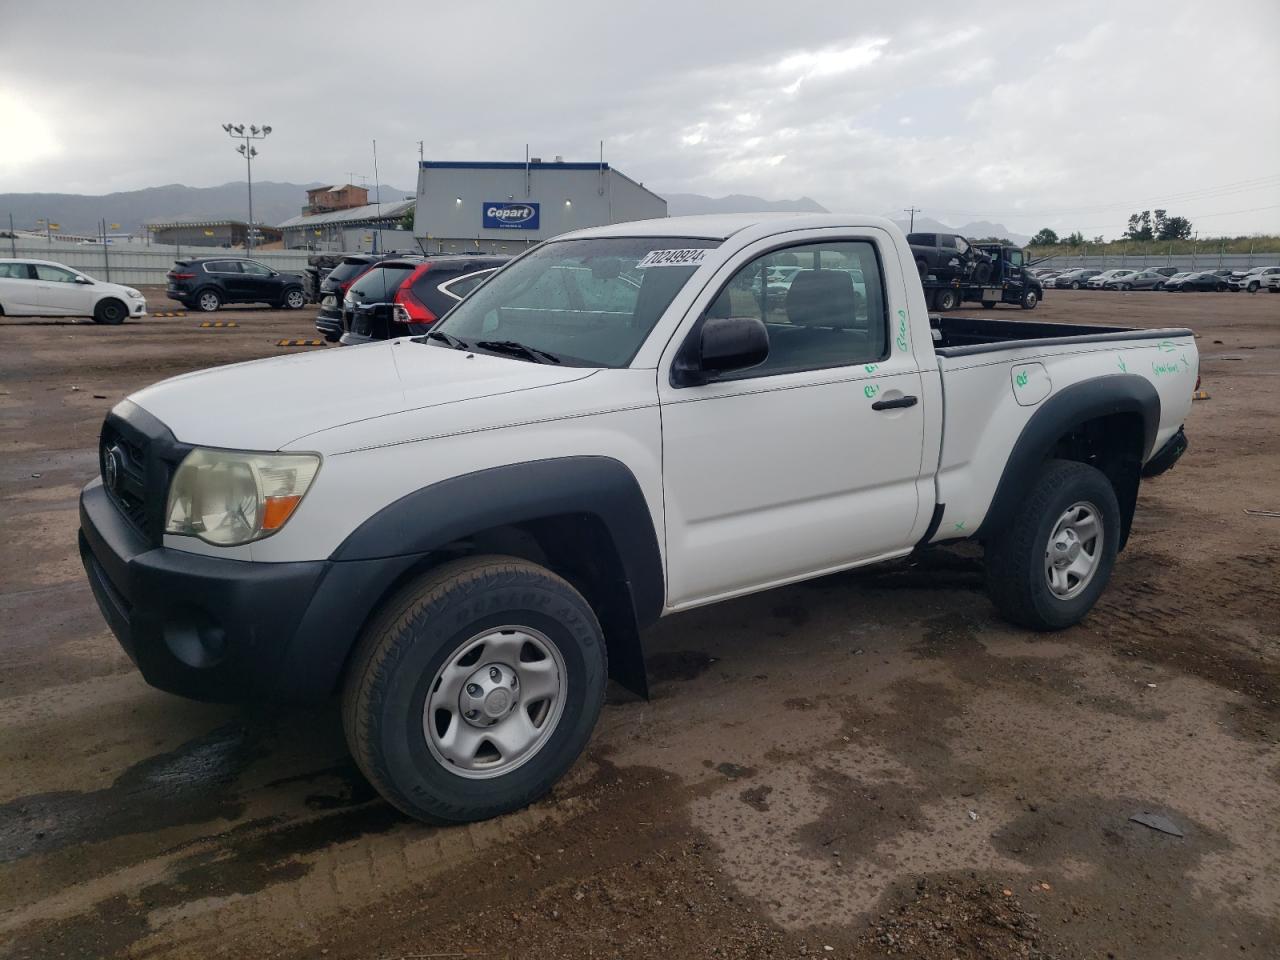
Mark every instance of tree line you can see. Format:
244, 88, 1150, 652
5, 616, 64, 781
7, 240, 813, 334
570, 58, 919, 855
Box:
1031, 210, 1194, 247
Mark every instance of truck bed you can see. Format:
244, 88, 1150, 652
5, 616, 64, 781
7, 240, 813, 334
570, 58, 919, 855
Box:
930, 315, 1193, 358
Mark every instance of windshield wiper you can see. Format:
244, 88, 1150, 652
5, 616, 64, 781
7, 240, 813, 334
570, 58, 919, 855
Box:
422, 330, 471, 350
475, 340, 563, 364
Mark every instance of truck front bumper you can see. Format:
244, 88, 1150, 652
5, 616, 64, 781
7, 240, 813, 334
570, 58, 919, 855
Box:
78, 479, 415, 703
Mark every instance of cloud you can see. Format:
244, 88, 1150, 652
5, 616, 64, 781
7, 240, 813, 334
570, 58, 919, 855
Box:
1, 0, 1277, 237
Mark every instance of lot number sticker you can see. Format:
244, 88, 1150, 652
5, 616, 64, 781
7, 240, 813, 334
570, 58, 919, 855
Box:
636, 249, 710, 269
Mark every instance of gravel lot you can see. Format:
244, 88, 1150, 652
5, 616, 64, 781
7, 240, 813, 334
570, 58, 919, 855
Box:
1, 287, 1277, 959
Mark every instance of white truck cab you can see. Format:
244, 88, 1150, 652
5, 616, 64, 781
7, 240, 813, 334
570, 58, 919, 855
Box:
79, 214, 1196, 822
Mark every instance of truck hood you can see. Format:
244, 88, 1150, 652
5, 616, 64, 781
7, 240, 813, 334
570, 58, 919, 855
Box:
128, 340, 595, 451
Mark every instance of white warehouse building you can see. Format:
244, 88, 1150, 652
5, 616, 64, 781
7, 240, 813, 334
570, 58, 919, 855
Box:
413, 159, 667, 255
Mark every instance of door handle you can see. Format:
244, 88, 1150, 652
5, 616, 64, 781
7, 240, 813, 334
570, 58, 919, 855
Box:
871, 395, 918, 411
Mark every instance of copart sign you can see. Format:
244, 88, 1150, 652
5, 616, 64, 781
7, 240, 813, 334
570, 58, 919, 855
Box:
483, 202, 540, 230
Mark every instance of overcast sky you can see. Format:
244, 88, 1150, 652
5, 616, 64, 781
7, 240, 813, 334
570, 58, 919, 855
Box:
2, 0, 1278, 238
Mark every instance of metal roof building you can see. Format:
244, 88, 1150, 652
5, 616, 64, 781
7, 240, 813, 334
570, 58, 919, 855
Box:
413, 160, 667, 255
278, 198, 416, 250
147, 219, 282, 248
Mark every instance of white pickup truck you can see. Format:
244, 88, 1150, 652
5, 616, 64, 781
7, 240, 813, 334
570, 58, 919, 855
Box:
79, 214, 1196, 823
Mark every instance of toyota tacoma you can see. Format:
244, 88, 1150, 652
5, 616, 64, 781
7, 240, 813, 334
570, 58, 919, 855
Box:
80, 214, 1197, 823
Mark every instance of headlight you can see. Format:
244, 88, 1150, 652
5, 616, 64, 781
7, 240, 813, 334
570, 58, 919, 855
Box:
126, 288, 143, 298
164, 449, 320, 546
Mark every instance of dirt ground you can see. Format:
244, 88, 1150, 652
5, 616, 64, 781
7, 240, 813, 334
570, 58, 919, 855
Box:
1, 287, 1277, 960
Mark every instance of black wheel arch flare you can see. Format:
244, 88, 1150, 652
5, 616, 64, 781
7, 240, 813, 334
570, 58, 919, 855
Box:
973, 374, 1161, 549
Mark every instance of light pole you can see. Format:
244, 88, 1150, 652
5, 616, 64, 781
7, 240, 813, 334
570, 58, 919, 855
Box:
222, 123, 272, 251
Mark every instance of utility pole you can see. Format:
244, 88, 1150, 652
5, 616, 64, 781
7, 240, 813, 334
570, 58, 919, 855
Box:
372, 139, 382, 253
101, 219, 111, 281
902, 207, 920, 232
417, 140, 424, 165
221, 123, 272, 252
7, 213, 15, 257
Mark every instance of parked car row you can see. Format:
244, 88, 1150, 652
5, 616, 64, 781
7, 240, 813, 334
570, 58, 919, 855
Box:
1030, 264, 1280, 292
314, 254, 509, 344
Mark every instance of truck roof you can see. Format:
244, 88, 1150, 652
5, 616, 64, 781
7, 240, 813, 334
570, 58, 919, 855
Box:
563, 213, 901, 241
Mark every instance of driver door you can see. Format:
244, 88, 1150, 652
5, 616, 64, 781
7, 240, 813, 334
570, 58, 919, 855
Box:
658, 230, 928, 608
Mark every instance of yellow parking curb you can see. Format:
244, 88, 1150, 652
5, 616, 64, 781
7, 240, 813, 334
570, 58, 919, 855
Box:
199, 321, 238, 328
276, 339, 324, 347
1192, 390, 1210, 401
154, 311, 188, 318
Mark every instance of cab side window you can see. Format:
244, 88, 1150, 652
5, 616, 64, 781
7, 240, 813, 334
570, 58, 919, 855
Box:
0, 263, 34, 279
240, 261, 272, 277
706, 240, 888, 379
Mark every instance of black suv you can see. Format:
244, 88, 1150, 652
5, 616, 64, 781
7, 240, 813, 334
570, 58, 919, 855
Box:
907, 232, 993, 283
339, 255, 508, 345
314, 254, 399, 342
166, 258, 307, 312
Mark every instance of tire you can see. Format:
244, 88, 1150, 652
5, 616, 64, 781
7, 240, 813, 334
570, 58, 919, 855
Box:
936, 288, 959, 311
1154, 282, 1164, 291
342, 555, 607, 824
1071, 281, 1081, 290
93, 298, 127, 325
281, 287, 306, 310
983, 459, 1120, 631
1020, 288, 1039, 310
1247, 282, 1259, 293
973, 262, 992, 284
195, 289, 222, 312
981, 300, 996, 309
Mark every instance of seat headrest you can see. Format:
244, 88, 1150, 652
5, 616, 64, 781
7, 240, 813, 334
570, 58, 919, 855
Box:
785, 270, 858, 328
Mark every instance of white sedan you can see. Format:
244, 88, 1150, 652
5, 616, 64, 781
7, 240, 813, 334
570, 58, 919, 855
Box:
0, 259, 147, 324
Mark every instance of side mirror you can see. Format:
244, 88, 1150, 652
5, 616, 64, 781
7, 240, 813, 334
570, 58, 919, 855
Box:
672, 315, 769, 386
75, 276, 93, 284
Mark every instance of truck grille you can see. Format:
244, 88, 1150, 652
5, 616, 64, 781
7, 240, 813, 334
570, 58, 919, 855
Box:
98, 406, 189, 545
101, 423, 153, 537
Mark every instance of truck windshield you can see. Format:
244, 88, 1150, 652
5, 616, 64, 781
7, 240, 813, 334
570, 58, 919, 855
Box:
429, 237, 720, 367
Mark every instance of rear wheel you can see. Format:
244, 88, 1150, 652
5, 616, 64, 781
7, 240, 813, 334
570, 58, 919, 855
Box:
984, 459, 1119, 631
1154, 282, 1165, 291
1071, 281, 1081, 289
981, 300, 996, 309
93, 298, 127, 325
196, 289, 221, 312
342, 556, 607, 823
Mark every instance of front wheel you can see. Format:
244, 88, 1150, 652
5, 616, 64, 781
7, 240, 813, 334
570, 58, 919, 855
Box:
343, 556, 607, 824
983, 459, 1120, 630
93, 298, 127, 325
936, 288, 959, 311
1246, 282, 1259, 293
1071, 281, 1081, 289
1154, 282, 1165, 291
1020, 288, 1039, 310
281, 288, 306, 310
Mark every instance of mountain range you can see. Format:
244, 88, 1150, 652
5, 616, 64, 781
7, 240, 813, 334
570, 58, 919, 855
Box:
664, 193, 829, 216
0, 181, 416, 235
1, 181, 1031, 246
886, 214, 1031, 247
